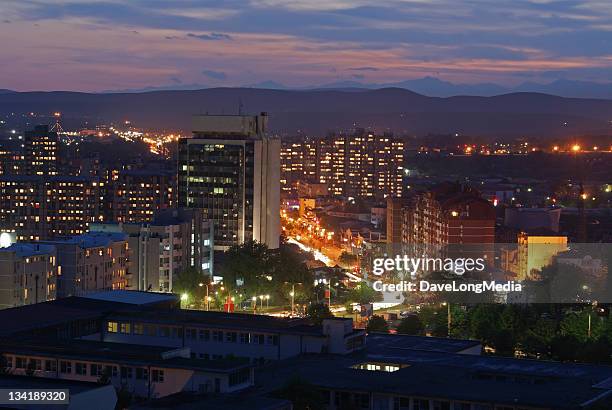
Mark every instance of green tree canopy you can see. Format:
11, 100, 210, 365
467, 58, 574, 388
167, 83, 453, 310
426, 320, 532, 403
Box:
366, 315, 389, 333
306, 303, 334, 325
396, 315, 425, 335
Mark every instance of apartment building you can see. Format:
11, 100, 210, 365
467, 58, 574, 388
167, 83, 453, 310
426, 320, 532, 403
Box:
280, 132, 404, 200
91, 208, 214, 292
0, 175, 104, 240
0, 243, 57, 309
1, 339, 253, 398
40, 232, 128, 297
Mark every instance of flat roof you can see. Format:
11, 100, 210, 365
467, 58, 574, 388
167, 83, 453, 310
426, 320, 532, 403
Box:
107, 309, 325, 337
83, 290, 178, 306
0, 375, 112, 395
256, 351, 612, 409
131, 393, 291, 410
0, 297, 163, 337
1, 338, 250, 373
366, 332, 481, 354
0, 243, 55, 257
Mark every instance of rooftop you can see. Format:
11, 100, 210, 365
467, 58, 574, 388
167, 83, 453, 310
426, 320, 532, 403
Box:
0, 242, 56, 258
0, 374, 114, 395
108, 309, 325, 336
256, 349, 612, 409
84, 290, 178, 306
46, 231, 128, 248
366, 332, 481, 354
0, 296, 165, 337
1, 338, 250, 373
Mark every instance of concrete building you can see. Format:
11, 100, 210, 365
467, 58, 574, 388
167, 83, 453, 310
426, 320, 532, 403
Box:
281, 132, 404, 200
99, 312, 365, 362
1, 294, 612, 409
40, 232, 128, 297
24, 125, 59, 176
178, 113, 280, 250
108, 169, 175, 224
402, 183, 496, 246
0, 243, 57, 309
258, 332, 612, 410
0, 375, 117, 410
502, 230, 569, 281
1, 339, 253, 399
91, 208, 214, 292
0, 175, 104, 241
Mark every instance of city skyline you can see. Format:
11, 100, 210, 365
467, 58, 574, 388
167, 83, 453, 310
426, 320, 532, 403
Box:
2, 0, 612, 92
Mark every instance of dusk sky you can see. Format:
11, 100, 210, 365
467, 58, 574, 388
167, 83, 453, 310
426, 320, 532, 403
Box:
2, 0, 612, 92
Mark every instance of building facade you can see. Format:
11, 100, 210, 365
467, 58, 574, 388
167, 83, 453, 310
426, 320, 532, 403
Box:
178, 114, 280, 250
107, 169, 175, 224
24, 125, 59, 176
0, 175, 104, 241
281, 132, 404, 200
402, 183, 496, 246
0, 243, 57, 309
91, 208, 214, 292
40, 232, 128, 297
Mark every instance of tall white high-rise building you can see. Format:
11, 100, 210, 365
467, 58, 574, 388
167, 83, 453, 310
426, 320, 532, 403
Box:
178, 113, 280, 250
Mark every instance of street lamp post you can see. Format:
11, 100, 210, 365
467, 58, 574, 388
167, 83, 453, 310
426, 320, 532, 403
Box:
290, 285, 295, 316
285, 282, 302, 317
252, 296, 257, 313
265, 295, 270, 309
199, 282, 210, 311
442, 302, 451, 337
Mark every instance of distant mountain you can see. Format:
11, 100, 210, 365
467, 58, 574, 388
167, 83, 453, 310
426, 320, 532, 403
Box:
243, 81, 289, 90
513, 79, 612, 100
102, 83, 209, 93
314, 77, 612, 99
1, 88, 611, 137
0, 89, 15, 94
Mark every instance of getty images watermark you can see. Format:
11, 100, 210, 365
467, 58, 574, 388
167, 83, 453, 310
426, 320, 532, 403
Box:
371, 255, 522, 294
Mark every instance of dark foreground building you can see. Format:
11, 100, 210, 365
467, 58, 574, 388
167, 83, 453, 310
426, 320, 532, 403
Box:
0, 292, 611, 409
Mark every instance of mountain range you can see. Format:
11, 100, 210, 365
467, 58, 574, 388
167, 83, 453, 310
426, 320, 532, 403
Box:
98, 77, 612, 100
1, 87, 612, 137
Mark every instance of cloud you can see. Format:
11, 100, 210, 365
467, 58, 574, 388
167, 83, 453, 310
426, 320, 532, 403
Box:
202, 69, 227, 80
170, 76, 183, 84
351, 74, 365, 79
187, 32, 233, 41
350, 66, 379, 71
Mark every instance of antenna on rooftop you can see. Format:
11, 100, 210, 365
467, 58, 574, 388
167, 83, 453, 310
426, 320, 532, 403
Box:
49, 112, 64, 133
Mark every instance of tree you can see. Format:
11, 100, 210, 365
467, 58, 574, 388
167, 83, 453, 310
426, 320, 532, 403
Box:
396, 315, 425, 335
338, 251, 358, 267
366, 315, 389, 333
172, 267, 206, 296
306, 303, 333, 325
220, 240, 274, 294
273, 377, 325, 410
346, 283, 382, 305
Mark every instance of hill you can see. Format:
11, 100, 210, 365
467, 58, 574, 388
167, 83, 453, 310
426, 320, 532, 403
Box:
1, 88, 611, 137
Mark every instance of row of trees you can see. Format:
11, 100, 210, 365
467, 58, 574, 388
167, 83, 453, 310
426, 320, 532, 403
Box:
366, 304, 612, 364
173, 240, 382, 311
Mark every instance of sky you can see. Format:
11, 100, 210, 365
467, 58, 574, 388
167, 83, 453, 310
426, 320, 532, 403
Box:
1, 0, 612, 92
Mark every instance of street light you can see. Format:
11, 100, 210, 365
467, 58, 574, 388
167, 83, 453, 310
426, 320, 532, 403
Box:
199, 282, 210, 311
286, 282, 302, 316
252, 296, 257, 313
442, 302, 451, 337
265, 295, 270, 309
